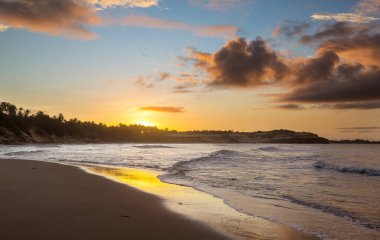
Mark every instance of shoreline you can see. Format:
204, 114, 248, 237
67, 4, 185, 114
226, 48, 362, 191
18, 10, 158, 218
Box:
0, 159, 228, 240
0, 158, 319, 240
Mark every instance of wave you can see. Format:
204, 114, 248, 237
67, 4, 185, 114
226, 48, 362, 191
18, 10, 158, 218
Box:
163, 150, 242, 176
258, 147, 281, 152
59, 159, 111, 165
313, 161, 380, 176
4, 150, 46, 156
208, 149, 240, 157
59, 159, 162, 170
284, 195, 378, 230
133, 145, 173, 149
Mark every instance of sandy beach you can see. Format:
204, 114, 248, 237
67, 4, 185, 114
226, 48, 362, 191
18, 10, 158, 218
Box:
0, 159, 228, 240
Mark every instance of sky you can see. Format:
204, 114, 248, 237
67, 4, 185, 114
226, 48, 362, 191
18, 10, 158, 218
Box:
0, 0, 380, 140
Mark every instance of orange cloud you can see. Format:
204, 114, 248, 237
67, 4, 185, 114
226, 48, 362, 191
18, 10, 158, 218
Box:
83, 0, 159, 9
112, 14, 238, 38
139, 106, 184, 113
0, 0, 101, 39
0, 1, 236, 39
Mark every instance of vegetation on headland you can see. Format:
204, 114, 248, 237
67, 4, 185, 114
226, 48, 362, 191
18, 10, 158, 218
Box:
0, 101, 375, 144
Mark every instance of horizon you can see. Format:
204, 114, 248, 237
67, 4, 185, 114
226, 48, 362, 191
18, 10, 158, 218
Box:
1, 0, 380, 140
2, 100, 378, 141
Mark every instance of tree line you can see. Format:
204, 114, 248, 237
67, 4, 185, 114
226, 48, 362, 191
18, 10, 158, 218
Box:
0, 102, 173, 142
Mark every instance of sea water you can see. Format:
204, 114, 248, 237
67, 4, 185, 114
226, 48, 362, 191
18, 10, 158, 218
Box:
0, 143, 379, 239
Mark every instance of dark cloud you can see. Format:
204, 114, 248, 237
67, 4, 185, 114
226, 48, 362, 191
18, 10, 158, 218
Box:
299, 22, 358, 44
139, 106, 184, 113
298, 22, 380, 65
336, 126, 380, 133
180, 19, 380, 110
337, 126, 380, 130
273, 21, 310, 38
0, 0, 100, 39
321, 32, 380, 51
283, 64, 380, 102
186, 38, 380, 103
292, 51, 340, 84
332, 101, 380, 109
319, 32, 380, 66
188, 37, 288, 87
276, 104, 305, 110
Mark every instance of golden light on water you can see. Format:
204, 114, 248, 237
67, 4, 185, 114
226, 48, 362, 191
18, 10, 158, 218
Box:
81, 165, 303, 239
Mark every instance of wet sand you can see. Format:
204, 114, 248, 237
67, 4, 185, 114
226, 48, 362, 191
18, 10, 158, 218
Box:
0, 159, 228, 240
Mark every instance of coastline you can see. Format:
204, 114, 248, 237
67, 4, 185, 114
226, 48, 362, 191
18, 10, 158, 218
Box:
0, 159, 227, 240
0, 158, 320, 240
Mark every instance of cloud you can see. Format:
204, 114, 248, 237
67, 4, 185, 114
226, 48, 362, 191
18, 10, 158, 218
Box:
298, 21, 380, 66
310, 0, 380, 24
282, 53, 380, 103
311, 13, 378, 23
0, 24, 8, 32
181, 21, 380, 109
276, 104, 305, 110
0, 1, 236, 39
298, 22, 365, 44
186, 37, 288, 87
332, 101, 380, 110
337, 126, 380, 130
272, 21, 310, 38
139, 106, 184, 113
190, 0, 249, 11
134, 76, 154, 89
172, 82, 198, 92
280, 23, 380, 104
0, 0, 101, 39
83, 0, 159, 9
113, 14, 238, 38
318, 34, 380, 66
158, 72, 171, 81
336, 126, 380, 133
354, 0, 380, 15
195, 25, 239, 38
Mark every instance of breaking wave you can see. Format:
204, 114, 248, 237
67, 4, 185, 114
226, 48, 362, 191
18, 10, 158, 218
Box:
4, 150, 46, 156
313, 161, 380, 176
162, 149, 242, 177
258, 146, 282, 152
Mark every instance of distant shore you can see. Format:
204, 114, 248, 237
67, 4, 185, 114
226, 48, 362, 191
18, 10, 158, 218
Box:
0, 159, 227, 240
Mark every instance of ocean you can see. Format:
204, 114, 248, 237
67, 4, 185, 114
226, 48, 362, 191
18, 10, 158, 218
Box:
1, 143, 379, 239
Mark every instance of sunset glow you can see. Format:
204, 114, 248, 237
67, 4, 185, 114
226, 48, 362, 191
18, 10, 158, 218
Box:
0, 0, 379, 140
134, 120, 157, 127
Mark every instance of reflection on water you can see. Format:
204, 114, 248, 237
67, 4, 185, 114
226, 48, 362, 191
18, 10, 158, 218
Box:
81, 165, 317, 240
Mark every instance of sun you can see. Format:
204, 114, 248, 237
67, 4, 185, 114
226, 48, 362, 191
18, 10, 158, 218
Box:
134, 120, 156, 127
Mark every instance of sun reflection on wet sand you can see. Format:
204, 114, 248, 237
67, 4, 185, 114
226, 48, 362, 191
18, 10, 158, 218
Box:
80, 165, 318, 240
